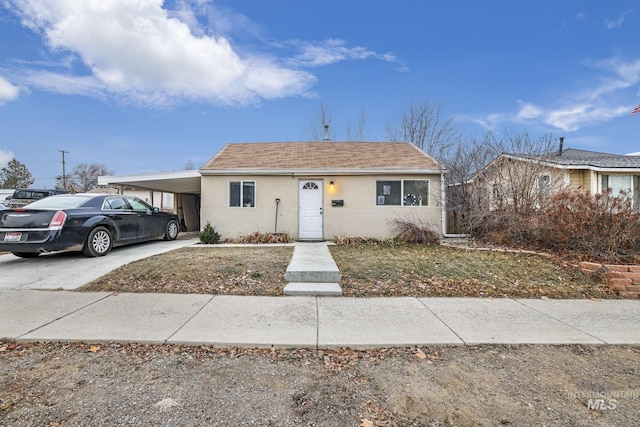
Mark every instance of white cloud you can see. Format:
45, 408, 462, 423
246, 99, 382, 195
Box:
7, 0, 316, 107
546, 104, 631, 131
0, 76, 19, 105
469, 55, 640, 132
604, 10, 631, 29
516, 101, 542, 120
0, 150, 15, 167
287, 39, 399, 68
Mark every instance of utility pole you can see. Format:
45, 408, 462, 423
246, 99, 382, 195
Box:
59, 150, 69, 190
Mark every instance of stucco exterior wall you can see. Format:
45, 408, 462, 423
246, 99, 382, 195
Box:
200, 174, 443, 240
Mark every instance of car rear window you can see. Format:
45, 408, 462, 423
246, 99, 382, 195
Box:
25, 196, 93, 209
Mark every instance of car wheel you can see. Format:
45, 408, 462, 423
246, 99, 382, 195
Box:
83, 226, 113, 257
12, 252, 40, 258
164, 219, 179, 241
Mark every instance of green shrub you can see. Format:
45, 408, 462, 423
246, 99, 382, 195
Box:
199, 222, 221, 244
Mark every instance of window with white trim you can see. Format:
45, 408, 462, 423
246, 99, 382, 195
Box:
230, 181, 255, 207
602, 174, 640, 211
376, 180, 429, 206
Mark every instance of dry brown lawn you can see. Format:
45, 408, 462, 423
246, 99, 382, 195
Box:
79, 243, 614, 299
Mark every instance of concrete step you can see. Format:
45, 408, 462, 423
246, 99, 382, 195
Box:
283, 282, 343, 296
284, 269, 341, 283
284, 243, 341, 283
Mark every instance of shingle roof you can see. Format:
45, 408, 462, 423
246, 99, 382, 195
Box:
512, 148, 640, 169
200, 142, 443, 172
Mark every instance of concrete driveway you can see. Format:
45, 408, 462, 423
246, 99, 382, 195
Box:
0, 238, 198, 290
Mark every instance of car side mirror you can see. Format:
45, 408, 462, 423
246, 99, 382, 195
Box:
152, 207, 160, 213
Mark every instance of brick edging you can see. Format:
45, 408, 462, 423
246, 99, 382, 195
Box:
579, 261, 640, 299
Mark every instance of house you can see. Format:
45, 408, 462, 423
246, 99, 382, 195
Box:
199, 142, 446, 241
473, 147, 640, 212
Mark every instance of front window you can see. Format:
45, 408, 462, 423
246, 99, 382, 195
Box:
602, 174, 640, 211
404, 180, 429, 206
376, 181, 401, 206
230, 181, 255, 207
376, 180, 429, 206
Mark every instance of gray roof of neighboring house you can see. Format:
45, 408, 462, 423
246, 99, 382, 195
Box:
513, 148, 640, 169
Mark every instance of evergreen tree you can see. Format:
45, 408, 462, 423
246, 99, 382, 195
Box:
0, 159, 34, 189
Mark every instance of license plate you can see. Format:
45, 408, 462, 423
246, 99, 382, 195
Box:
4, 232, 22, 242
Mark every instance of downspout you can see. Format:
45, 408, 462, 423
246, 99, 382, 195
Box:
441, 172, 470, 238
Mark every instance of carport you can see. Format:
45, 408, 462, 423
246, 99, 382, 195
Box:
98, 170, 201, 231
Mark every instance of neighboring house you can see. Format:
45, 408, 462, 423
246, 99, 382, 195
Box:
474, 147, 640, 212
199, 142, 446, 240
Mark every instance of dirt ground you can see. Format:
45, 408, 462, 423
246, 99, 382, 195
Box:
1, 342, 639, 426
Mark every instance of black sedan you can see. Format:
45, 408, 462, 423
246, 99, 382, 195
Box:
0, 194, 180, 258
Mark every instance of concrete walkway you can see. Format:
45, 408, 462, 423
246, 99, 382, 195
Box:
1, 241, 639, 347
283, 242, 342, 296
1, 291, 640, 347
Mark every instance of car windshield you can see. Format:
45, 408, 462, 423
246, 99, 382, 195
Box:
25, 195, 93, 209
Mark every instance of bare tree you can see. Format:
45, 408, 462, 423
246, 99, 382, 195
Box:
70, 163, 114, 192
308, 101, 336, 141
442, 135, 495, 233
443, 131, 562, 234
345, 105, 368, 141
385, 99, 459, 161
479, 131, 559, 215
183, 160, 195, 170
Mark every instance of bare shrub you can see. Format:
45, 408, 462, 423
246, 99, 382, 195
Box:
234, 232, 293, 244
389, 217, 440, 244
332, 236, 393, 246
475, 189, 640, 262
538, 189, 640, 261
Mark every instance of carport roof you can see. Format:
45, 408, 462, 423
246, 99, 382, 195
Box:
98, 170, 201, 194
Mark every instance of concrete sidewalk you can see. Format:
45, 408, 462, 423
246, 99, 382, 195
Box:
2, 290, 639, 347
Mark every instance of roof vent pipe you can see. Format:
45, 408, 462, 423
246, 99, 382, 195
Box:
558, 136, 564, 155
322, 124, 331, 142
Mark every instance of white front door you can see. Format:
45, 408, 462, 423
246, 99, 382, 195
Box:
299, 180, 323, 240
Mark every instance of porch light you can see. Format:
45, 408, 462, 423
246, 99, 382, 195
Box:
329, 181, 334, 189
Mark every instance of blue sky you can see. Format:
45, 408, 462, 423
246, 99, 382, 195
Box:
0, 0, 639, 188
